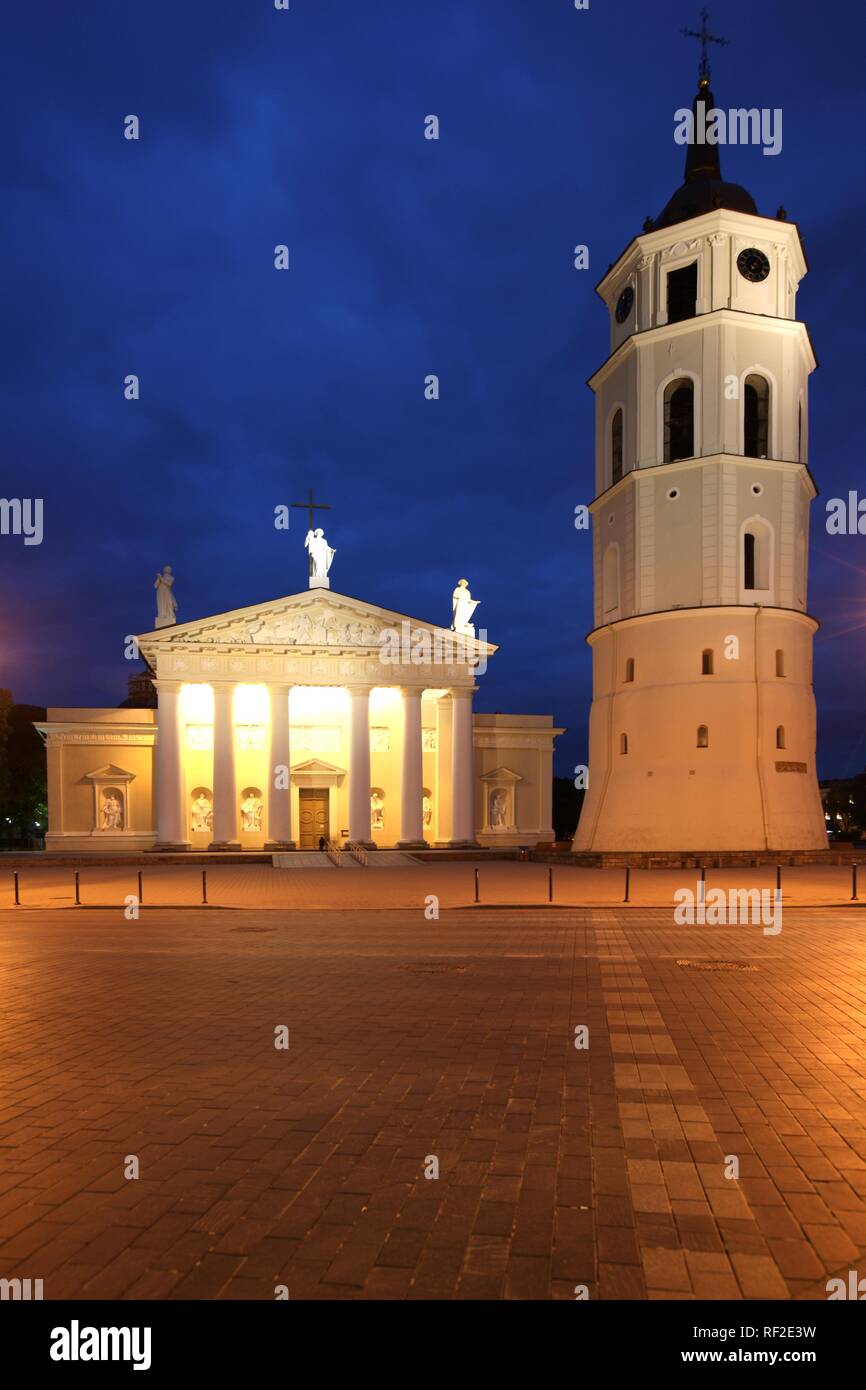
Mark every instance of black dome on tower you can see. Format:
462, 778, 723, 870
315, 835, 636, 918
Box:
650, 77, 758, 232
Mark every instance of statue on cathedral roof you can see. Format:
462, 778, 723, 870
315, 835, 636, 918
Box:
154, 566, 178, 628
452, 578, 479, 638
305, 528, 335, 588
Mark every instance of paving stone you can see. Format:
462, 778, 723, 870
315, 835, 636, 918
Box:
0, 904, 864, 1302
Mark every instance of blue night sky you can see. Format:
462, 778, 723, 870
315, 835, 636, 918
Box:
2, 0, 864, 778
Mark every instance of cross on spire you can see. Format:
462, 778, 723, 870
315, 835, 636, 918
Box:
681, 7, 728, 86
290, 487, 331, 533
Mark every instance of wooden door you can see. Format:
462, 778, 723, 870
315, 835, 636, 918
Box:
298, 788, 330, 849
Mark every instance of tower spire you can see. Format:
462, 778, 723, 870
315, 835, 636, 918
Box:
679, 7, 728, 187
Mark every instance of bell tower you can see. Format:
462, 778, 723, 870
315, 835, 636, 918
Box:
574, 34, 827, 852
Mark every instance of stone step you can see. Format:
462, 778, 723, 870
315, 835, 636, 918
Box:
365, 851, 420, 868
272, 852, 335, 869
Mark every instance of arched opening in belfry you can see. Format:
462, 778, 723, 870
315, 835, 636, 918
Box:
744, 374, 770, 458
663, 379, 694, 462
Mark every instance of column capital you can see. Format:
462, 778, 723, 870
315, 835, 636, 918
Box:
397, 684, 425, 698
448, 685, 477, 700
153, 678, 182, 696
345, 683, 373, 697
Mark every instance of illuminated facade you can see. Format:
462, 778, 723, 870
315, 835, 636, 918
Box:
39, 589, 562, 851
573, 67, 827, 852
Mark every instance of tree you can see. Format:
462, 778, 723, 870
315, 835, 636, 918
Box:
0, 691, 47, 845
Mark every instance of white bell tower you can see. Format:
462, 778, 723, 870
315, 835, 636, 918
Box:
574, 47, 827, 853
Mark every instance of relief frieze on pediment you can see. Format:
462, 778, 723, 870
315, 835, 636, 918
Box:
169, 607, 391, 649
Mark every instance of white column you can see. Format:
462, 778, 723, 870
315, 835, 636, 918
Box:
449, 687, 478, 847
347, 685, 374, 847
154, 680, 189, 848
210, 684, 239, 849
397, 686, 426, 847
265, 683, 295, 848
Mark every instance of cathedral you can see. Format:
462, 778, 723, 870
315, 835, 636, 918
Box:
37, 558, 562, 853
573, 51, 827, 852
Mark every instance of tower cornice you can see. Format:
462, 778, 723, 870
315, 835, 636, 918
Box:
583, 603, 821, 648
588, 453, 818, 512
596, 209, 808, 302
587, 308, 817, 394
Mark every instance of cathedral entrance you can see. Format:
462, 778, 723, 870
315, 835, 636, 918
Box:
298, 787, 330, 848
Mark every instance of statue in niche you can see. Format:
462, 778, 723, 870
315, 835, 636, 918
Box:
191, 791, 213, 834
305, 528, 335, 581
371, 791, 385, 831
452, 578, 479, 637
240, 791, 263, 833
422, 794, 433, 830
154, 566, 178, 628
490, 790, 507, 828
101, 790, 123, 830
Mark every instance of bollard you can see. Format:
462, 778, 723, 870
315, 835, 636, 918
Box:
202, 870, 208, 905
776, 864, 782, 896
74, 871, 81, 906
137, 870, 143, 905
852, 863, 859, 903
623, 866, 630, 903
13, 871, 20, 906
474, 867, 479, 904
699, 863, 706, 903
548, 865, 553, 904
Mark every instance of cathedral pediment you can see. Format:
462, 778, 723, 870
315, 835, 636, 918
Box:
136, 587, 496, 680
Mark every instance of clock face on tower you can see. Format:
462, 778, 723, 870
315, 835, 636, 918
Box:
737, 248, 771, 283
615, 286, 634, 323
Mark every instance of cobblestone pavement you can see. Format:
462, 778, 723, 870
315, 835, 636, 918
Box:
0, 907, 864, 1300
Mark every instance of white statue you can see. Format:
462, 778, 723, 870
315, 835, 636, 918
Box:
191, 793, 213, 833
154, 566, 178, 628
240, 792, 263, 833
490, 790, 507, 828
305, 528, 336, 585
422, 794, 432, 829
452, 578, 479, 637
371, 791, 385, 831
102, 791, 123, 830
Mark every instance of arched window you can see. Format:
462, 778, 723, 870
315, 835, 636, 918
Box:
775, 649, 785, 677
744, 531, 756, 589
620, 733, 629, 755
744, 375, 770, 457
743, 520, 771, 592
603, 544, 620, 618
664, 379, 694, 462
611, 408, 623, 485
776, 725, 786, 749
624, 657, 635, 683
701, 649, 714, 675
697, 725, 709, 748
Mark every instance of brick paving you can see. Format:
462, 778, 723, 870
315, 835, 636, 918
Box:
0, 905, 865, 1300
